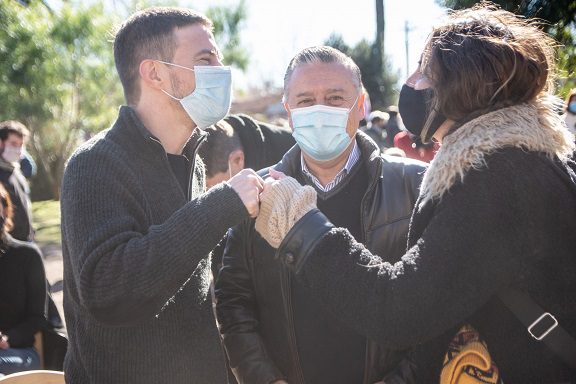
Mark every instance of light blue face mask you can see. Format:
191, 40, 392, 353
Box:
158, 61, 232, 129
568, 101, 576, 115
290, 99, 357, 162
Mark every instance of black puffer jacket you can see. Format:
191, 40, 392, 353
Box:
215, 132, 426, 384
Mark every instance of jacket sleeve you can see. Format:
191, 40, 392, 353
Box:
60, 148, 249, 325
215, 223, 286, 384
5, 245, 47, 347
277, 162, 547, 350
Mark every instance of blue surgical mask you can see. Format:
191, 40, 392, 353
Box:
290, 99, 357, 162
568, 101, 576, 115
159, 61, 232, 129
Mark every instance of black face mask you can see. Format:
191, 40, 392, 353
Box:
398, 84, 445, 141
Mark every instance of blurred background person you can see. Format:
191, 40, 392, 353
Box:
361, 110, 389, 151
563, 88, 576, 136
198, 114, 295, 189
0, 183, 46, 376
382, 105, 402, 148
19, 151, 37, 180
0, 121, 33, 241
393, 130, 438, 163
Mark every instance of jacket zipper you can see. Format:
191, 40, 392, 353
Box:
360, 158, 383, 384
279, 261, 306, 384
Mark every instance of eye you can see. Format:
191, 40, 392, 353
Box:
196, 58, 211, 65
327, 95, 345, 106
296, 98, 314, 107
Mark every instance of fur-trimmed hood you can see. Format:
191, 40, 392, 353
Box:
419, 101, 576, 206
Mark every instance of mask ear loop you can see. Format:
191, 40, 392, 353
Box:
155, 60, 197, 101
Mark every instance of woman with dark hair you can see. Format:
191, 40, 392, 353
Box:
254, 3, 576, 383
0, 183, 46, 376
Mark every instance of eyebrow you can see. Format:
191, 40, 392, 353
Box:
294, 88, 346, 98
194, 48, 221, 58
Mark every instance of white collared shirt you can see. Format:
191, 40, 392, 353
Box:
300, 139, 361, 193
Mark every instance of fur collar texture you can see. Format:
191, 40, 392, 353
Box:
419, 101, 576, 206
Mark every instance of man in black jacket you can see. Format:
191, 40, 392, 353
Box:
0, 121, 33, 242
60, 7, 264, 384
215, 46, 426, 384
199, 114, 295, 189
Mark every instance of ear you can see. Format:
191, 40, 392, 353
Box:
139, 59, 168, 90
357, 93, 366, 121
228, 149, 245, 175
283, 102, 294, 129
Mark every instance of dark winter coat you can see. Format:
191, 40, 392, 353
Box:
0, 159, 33, 241
215, 132, 427, 384
0, 235, 46, 348
275, 103, 576, 383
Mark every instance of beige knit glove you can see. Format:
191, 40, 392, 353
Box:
255, 177, 317, 248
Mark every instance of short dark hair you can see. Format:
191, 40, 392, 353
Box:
283, 46, 362, 101
0, 120, 30, 142
198, 120, 243, 178
113, 7, 212, 105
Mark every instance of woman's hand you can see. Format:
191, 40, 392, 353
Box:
255, 170, 317, 249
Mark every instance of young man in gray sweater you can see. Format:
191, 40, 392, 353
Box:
60, 7, 263, 383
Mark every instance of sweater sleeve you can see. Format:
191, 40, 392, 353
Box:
61, 147, 249, 325
279, 159, 547, 350
215, 223, 286, 384
5, 245, 46, 347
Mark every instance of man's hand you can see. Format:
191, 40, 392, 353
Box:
227, 169, 264, 218
271, 381, 289, 384
0, 332, 10, 350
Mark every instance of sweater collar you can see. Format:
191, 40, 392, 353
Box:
117, 105, 207, 159
419, 101, 576, 206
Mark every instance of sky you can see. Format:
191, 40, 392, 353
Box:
46, 0, 448, 92
192, 0, 447, 91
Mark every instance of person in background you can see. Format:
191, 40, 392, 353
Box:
255, 4, 576, 382
362, 110, 389, 151
0, 121, 33, 241
382, 105, 402, 148
60, 7, 263, 384
216, 46, 426, 384
563, 88, 576, 136
19, 151, 36, 180
0, 183, 46, 376
393, 130, 438, 163
199, 114, 295, 189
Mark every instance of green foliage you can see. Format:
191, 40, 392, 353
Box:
0, 0, 123, 200
0, 0, 249, 200
438, 0, 576, 97
32, 199, 61, 247
206, 0, 249, 70
324, 33, 400, 110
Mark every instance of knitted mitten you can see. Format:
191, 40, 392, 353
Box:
255, 177, 317, 248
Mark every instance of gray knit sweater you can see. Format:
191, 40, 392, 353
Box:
61, 106, 248, 383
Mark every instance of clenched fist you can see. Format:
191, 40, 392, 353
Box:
227, 169, 264, 218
